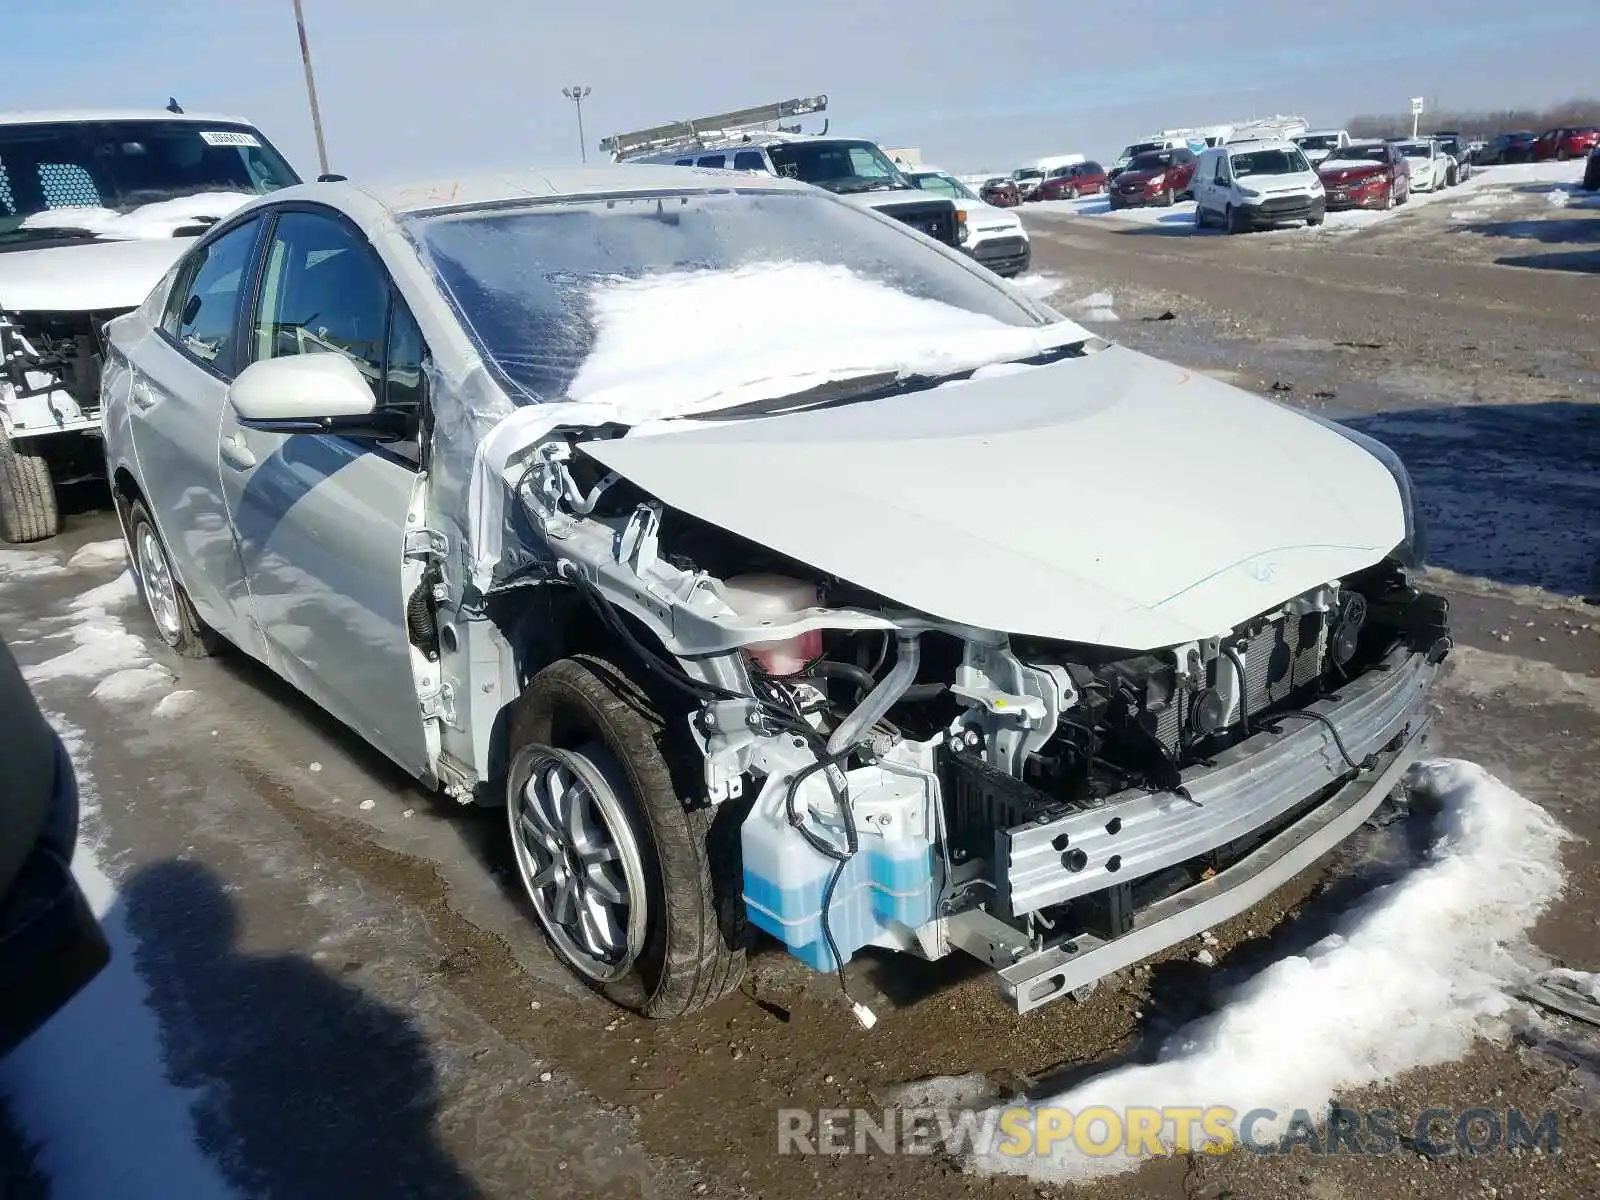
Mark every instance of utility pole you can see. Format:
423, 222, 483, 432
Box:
563, 86, 592, 164
292, 0, 331, 176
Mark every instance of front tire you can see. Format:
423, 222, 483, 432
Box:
1226, 203, 1248, 234
0, 437, 60, 544
125, 499, 218, 657
508, 655, 745, 1018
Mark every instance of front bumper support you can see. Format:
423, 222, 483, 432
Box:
950, 649, 1435, 1014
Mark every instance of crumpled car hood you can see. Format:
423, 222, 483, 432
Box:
581, 344, 1406, 650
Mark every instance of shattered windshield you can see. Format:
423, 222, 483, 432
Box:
764, 140, 908, 194
0, 119, 298, 245
410, 188, 1053, 406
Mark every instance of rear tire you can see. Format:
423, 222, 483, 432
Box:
0, 437, 60, 544
508, 655, 745, 1018
125, 499, 219, 658
1159, 187, 1176, 206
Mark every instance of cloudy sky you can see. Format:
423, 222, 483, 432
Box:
4, 0, 1596, 178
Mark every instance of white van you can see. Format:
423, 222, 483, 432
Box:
1191, 139, 1326, 234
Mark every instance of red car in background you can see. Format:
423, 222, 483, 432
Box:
1317, 140, 1412, 210
979, 176, 1021, 207
1108, 148, 1198, 208
1532, 127, 1600, 161
1036, 161, 1109, 200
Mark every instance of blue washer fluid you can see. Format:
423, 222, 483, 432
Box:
740, 762, 939, 971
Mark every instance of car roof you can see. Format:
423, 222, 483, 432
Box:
268, 165, 818, 218
0, 108, 260, 127
1221, 138, 1299, 153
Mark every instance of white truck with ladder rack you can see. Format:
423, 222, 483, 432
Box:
598, 95, 966, 252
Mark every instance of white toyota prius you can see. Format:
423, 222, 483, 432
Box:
101, 166, 1450, 1019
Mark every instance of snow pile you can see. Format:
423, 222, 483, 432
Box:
1546, 188, 1571, 208
92, 665, 177, 703
1010, 273, 1067, 300
67, 540, 128, 571
24, 605, 151, 686
21, 192, 254, 241
153, 690, 201, 719
969, 759, 1567, 1185
0, 719, 238, 1200
564, 261, 1092, 421
69, 570, 139, 613
1068, 292, 1120, 323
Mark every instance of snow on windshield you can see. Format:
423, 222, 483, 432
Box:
21, 192, 256, 240
564, 260, 1090, 422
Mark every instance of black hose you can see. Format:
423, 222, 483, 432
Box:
1224, 641, 1372, 773
806, 659, 876, 698
1272, 710, 1376, 773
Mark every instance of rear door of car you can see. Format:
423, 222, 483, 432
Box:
217, 205, 435, 778
126, 215, 268, 657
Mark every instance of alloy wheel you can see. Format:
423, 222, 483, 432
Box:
134, 520, 182, 644
508, 744, 647, 984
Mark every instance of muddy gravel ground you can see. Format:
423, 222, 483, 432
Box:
2, 164, 1598, 1199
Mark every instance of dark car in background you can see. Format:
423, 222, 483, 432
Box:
1109, 147, 1198, 208
1583, 145, 1600, 192
979, 176, 1021, 206
1428, 132, 1473, 183
0, 634, 109, 1056
1482, 131, 1539, 163
1036, 160, 1109, 200
1318, 140, 1412, 210
1532, 126, 1600, 162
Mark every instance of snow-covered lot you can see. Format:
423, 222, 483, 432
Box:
1021, 161, 1590, 238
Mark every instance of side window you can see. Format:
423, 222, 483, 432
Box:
249, 211, 389, 398
695, 154, 726, 169
385, 296, 427, 415
674, 157, 694, 166
1214, 155, 1230, 185
162, 218, 263, 373
732, 150, 766, 172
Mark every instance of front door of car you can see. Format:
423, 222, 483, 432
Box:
218, 207, 435, 779
126, 216, 266, 658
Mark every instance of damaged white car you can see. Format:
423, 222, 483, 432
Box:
101, 168, 1451, 1019
0, 108, 300, 541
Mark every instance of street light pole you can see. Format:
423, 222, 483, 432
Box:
292, 0, 331, 176
562, 86, 592, 164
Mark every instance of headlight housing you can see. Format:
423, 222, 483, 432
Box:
1302, 412, 1426, 568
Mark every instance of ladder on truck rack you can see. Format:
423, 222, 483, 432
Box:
599, 94, 829, 161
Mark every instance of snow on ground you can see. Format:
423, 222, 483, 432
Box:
0, 718, 239, 1200
153, 689, 202, 719
0, 548, 68, 586
1010, 272, 1068, 301
69, 569, 139, 613
1020, 161, 1589, 240
24, 604, 152, 687
1066, 291, 1120, 323
970, 758, 1568, 1185
67, 540, 129, 572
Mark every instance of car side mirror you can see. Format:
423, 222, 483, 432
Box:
229, 353, 406, 441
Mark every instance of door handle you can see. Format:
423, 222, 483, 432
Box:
220, 433, 258, 471
129, 381, 157, 412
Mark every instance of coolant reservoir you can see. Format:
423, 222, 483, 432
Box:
721, 574, 822, 676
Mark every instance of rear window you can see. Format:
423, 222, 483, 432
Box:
1080, 161, 1103, 174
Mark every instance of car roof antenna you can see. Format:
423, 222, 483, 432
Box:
166, 96, 184, 113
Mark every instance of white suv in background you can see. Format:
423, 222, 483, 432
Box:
0, 108, 300, 541
904, 166, 1031, 276
1192, 140, 1326, 234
